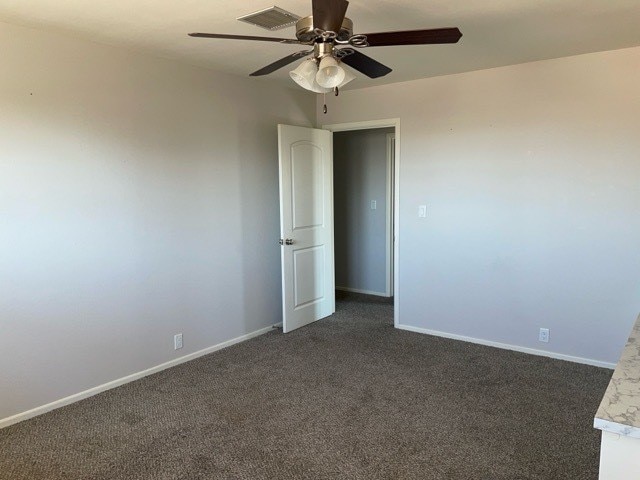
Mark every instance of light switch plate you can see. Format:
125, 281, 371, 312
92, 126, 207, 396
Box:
418, 205, 427, 218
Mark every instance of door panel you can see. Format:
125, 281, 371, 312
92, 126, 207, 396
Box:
291, 143, 324, 230
293, 246, 325, 308
278, 125, 334, 333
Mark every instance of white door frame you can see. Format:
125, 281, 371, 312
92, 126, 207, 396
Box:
322, 118, 400, 328
386, 132, 395, 298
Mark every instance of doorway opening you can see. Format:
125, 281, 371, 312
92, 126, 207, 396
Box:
323, 119, 400, 327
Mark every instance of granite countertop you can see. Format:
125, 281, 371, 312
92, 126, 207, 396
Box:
594, 314, 640, 439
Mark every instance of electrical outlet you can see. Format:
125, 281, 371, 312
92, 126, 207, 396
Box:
371, 200, 377, 210
174, 333, 183, 350
538, 328, 550, 343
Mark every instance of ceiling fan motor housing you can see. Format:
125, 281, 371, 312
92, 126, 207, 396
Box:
296, 15, 353, 42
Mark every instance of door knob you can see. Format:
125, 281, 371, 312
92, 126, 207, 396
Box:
285, 239, 294, 245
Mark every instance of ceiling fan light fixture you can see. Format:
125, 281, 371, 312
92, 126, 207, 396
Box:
289, 59, 319, 91
316, 56, 345, 89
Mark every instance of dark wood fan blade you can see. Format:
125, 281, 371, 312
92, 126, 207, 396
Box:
250, 52, 307, 76
312, 0, 349, 33
189, 33, 301, 44
363, 27, 462, 46
340, 50, 391, 79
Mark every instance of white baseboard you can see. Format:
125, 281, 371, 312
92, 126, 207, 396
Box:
336, 286, 390, 297
396, 323, 616, 369
0, 324, 277, 430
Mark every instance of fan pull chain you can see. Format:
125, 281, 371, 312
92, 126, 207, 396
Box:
323, 92, 327, 114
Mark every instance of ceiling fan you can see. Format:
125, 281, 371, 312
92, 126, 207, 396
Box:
189, 0, 462, 103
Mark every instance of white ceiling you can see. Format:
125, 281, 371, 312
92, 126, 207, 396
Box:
1, 0, 639, 90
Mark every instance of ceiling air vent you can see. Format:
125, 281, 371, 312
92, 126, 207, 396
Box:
237, 6, 300, 31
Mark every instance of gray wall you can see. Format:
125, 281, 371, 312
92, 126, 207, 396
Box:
319, 46, 640, 365
0, 21, 315, 421
334, 128, 394, 295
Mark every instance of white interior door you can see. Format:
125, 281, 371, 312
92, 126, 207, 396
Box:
278, 124, 335, 333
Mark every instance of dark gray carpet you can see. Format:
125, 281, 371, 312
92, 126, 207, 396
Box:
0, 293, 611, 480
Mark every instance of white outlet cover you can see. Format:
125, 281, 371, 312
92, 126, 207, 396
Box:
371, 200, 377, 210
174, 333, 183, 350
538, 328, 550, 343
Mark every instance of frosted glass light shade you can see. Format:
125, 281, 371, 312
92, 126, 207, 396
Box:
337, 68, 356, 88
289, 59, 318, 90
316, 56, 345, 88
310, 78, 332, 93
